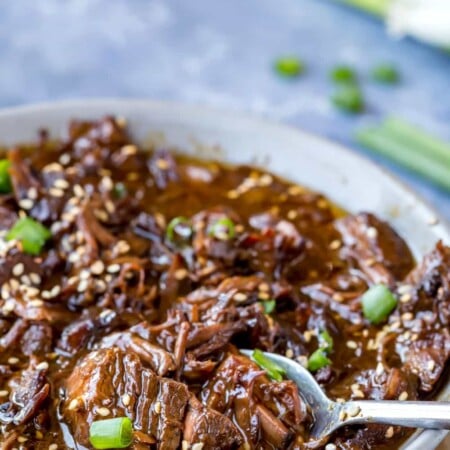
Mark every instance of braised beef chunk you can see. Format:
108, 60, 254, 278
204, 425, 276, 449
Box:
0, 116, 449, 450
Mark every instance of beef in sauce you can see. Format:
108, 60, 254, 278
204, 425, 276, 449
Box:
0, 116, 448, 450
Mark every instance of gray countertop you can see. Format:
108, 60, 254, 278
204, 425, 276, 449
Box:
1, 0, 449, 222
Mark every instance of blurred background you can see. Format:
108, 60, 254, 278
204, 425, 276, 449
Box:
0, 0, 449, 222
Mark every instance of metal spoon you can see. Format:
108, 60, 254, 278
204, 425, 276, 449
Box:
241, 350, 450, 441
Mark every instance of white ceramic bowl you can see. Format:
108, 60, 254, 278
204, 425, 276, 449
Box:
0, 99, 448, 449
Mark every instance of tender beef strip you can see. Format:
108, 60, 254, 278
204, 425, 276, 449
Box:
183, 396, 242, 449
21, 322, 53, 356
200, 352, 307, 448
336, 212, 414, 286
0, 249, 45, 287
0, 362, 50, 426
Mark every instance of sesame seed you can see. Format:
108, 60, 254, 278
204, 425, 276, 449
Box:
27, 187, 38, 199
18, 198, 34, 210
287, 185, 304, 196
174, 269, 188, 280
36, 361, 49, 371
35, 430, 44, 439
116, 240, 130, 255
258, 292, 270, 300
107, 264, 121, 274
398, 284, 413, 295
10, 279, 19, 290
400, 293, 412, 303
3, 299, 15, 313
79, 269, 90, 280
100, 177, 114, 192
285, 349, 294, 358
59, 153, 71, 165
43, 162, 63, 173
181, 441, 189, 450
427, 360, 436, 372
29, 299, 44, 308
346, 340, 357, 349
227, 190, 239, 199
376, 362, 385, 376
96, 407, 111, 417
259, 174, 273, 186
12, 263, 25, 277
68, 399, 80, 410
332, 293, 344, 302
50, 285, 61, 297
339, 409, 347, 421
325, 444, 337, 450
94, 209, 108, 222
259, 283, 270, 292
296, 355, 308, 367
29, 273, 41, 285
156, 159, 169, 170
233, 292, 248, 302
121, 144, 138, 156
317, 199, 328, 209
401, 312, 413, 322
77, 280, 89, 293
73, 184, 85, 197
398, 391, 408, 401
329, 239, 341, 250
8, 357, 19, 364
122, 393, 131, 406
0, 390, 9, 397
192, 444, 204, 450
287, 210, 298, 220
17, 437, 28, 443
346, 404, 361, 417
365, 258, 376, 267
385, 426, 394, 439
154, 401, 162, 414
49, 187, 65, 197
303, 330, 314, 343
105, 200, 115, 214
353, 389, 365, 399
90, 261, 105, 275
362, 329, 369, 337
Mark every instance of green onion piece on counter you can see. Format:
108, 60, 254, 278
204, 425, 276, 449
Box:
361, 284, 397, 324
6, 217, 51, 255
307, 349, 331, 372
89, 417, 133, 449
331, 85, 364, 113
356, 124, 450, 191
318, 330, 334, 353
371, 63, 399, 83
261, 299, 276, 314
166, 216, 192, 243
274, 56, 305, 78
209, 217, 235, 240
252, 349, 286, 382
330, 65, 357, 84
0, 160, 12, 193
338, 0, 390, 18
113, 182, 127, 198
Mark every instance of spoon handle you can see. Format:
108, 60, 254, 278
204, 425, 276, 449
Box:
340, 400, 450, 430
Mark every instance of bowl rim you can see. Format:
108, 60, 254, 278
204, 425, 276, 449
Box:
0, 98, 448, 449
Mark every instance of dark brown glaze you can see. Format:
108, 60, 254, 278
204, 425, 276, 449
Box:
0, 116, 448, 450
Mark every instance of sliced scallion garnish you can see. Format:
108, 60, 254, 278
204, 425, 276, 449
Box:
371, 63, 399, 83
318, 330, 334, 353
307, 348, 331, 372
89, 417, 133, 449
252, 349, 286, 382
274, 56, 305, 78
166, 216, 192, 244
6, 217, 51, 255
208, 217, 235, 240
330, 65, 357, 84
261, 299, 276, 314
0, 159, 12, 193
361, 284, 397, 324
331, 85, 364, 113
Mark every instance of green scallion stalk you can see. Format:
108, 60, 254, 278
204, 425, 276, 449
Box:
89, 417, 133, 449
252, 349, 286, 381
361, 284, 397, 324
318, 330, 334, 353
0, 159, 12, 193
6, 217, 51, 255
338, 0, 391, 17
331, 85, 364, 113
330, 65, 357, 84
307, 349, 331, 372
356, 126, 450, 191
208, 217, 236, 240
274, 56, 305, 78
371, 63, 399, 83
166, 216, 192, 243
261, 299, 276, 314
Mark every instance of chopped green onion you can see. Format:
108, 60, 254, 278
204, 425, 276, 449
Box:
318, 330, 334, 353
361, 284, 397, 324
252, 349, 286, 382
338, 0, 390, 17
371, 63, 399, 83
307, 349, 331, 372
89, 417, 133, 449
113, 182, 127, 199
274, 56, 305, 78
208, 217, 235, 240
6, 217, 51, 255
331, 85, 364, 113
261, 299, 276, 314
330, 65, 357, 84
356, 125, 450, 191
0, 160, 12, 193
166, 216, 192, 243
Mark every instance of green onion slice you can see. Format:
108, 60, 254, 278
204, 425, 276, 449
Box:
371, 63, 399, 83
307, 349, 331, 372
361, 284, 397, 324
331, 85, 364, 113
0, 159, 12, 193
274, 56, 305, 78
6, 217, 51, 255
89, 417, 133, 449
261, 299, 276, 314
113, 182, 127, 199
166, 216, 192, 243
208, 217, 235, 240
252, 349, 286, 382
330, 65, 357, 84
318, 330, 333, 353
